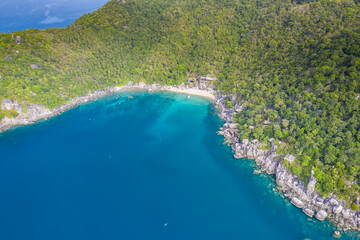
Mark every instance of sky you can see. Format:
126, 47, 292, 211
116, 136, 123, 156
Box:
0, 0, 109, 32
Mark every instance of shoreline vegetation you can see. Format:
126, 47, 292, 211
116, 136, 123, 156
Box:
0, 82, 214, 133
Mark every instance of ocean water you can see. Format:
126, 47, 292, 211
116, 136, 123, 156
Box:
0, 0, 108, 33
0, 92, 358, 240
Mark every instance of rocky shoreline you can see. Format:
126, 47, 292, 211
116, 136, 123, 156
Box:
1, 81, 360, 234
0, 82, 214, 133
214, 91, 360, 234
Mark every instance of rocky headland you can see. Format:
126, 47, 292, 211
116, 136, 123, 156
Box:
215, 91, 360, 234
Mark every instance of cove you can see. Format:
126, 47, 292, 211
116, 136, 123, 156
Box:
0, 92, 356, 240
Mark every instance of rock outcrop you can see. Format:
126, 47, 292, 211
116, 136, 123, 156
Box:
0, 99, 52, 132
214, 91, 360, 232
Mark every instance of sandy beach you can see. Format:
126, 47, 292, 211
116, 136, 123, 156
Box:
0, 83, 215, 133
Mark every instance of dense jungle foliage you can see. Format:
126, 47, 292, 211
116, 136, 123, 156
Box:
0, 0, 360, 205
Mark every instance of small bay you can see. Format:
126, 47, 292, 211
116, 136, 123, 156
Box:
0, 92, 356, 239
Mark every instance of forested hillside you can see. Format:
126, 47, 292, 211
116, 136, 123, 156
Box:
1, 0, 360, 206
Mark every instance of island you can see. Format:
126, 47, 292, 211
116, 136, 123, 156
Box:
1, 0, 360, 232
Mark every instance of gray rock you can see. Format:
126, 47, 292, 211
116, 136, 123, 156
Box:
333, 205, 343, 214
16, 36, 21, 44
1, 99, 20, 111
315, 210, 328, 221
291, 197, 304, 208
306, 170, 316, 197
229, 123, 238, 129
329, 198, 339, 206
303, 208, 315, 217
342, 209, 351, 219
31, 64, 41, 69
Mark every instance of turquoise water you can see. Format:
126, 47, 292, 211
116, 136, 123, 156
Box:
0, 92, 357, 239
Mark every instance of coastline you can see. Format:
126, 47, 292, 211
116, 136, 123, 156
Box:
1, 81, 359, 235
0, 82, 214, 134
214, 91, 360, 235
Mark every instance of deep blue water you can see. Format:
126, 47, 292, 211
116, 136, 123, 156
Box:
0, 0, 108, 33
0, 92, 358, 240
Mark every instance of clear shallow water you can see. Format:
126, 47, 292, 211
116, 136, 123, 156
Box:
0, 92, 358, 240
0, 0, 108, 33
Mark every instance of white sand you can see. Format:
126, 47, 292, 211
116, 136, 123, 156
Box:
162, 86, 215, 101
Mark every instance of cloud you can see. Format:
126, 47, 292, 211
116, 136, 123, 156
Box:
40, 4, 64, 24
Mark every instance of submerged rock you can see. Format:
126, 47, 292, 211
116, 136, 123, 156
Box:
333, 230, 341, 238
